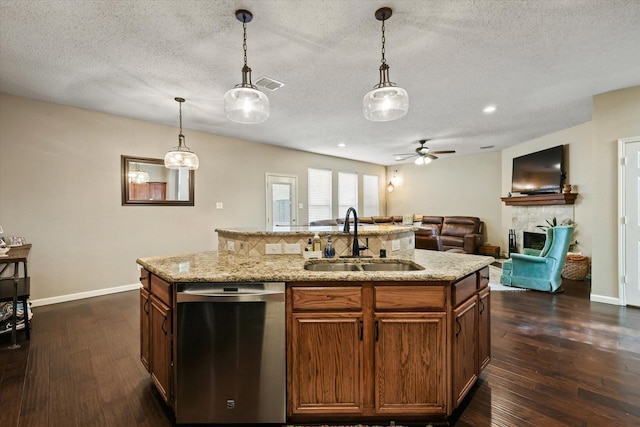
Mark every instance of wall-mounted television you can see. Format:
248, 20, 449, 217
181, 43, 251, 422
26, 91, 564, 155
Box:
511, 145, 564, 195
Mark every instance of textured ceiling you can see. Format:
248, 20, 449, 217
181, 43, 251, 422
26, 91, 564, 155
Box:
1, 0, 640, 166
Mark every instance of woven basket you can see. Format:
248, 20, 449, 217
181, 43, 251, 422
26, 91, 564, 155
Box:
562, 254, 590, 280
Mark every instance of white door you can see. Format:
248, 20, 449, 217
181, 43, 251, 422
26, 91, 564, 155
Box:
266, 174, 298, 228
620, 137, 640, 306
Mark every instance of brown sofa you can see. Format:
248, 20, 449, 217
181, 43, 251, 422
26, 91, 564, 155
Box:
415, 216, 484, 254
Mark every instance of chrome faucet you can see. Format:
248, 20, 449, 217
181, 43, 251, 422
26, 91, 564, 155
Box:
343, 207, 361, 257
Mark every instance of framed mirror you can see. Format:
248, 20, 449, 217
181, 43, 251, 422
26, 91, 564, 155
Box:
121, 155, 194, 206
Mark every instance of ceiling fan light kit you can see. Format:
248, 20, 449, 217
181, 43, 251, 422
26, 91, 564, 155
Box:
395, 139, 455, 166
224, 9, 270, 124
165, 97, 200, 170
363, 7, 409, 122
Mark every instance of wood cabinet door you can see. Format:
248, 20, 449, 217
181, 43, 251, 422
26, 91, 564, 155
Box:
452, 296, 478, 406
289, 312, 364, 415
374, 312, 447, 415
478, 288, 491, 371
150, 295, 172, 403
140, 288, 150, 372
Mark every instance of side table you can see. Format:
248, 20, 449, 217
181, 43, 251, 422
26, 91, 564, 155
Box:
0, 244, 31, 349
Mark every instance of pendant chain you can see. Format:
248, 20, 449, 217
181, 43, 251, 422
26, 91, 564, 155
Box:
380, 19, 386, 64
242, 17, 248, 67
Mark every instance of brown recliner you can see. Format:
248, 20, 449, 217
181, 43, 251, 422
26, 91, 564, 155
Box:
440, 216, 483, 253
415, 216, 444, 251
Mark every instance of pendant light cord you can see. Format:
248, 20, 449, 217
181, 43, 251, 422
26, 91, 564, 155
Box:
380, 18, 386, 65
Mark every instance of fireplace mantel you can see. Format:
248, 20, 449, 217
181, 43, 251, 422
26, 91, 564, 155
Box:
501, 193, 578, 206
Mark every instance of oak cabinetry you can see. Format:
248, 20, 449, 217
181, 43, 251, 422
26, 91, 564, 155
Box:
289, 286, 365, 415
288, 282, 448, 420
139, 269, 174, 405
140, 288, 150, 371
478, 287, 491, 371
452, 295, 478, 406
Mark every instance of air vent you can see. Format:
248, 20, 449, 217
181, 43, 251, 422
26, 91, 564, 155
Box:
480, 145, 495, 150
255, 76, 285, 91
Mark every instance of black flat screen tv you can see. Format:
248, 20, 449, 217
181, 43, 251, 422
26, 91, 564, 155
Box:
511, 145, 564, 195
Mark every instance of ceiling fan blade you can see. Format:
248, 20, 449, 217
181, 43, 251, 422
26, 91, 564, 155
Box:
392, 153, 416, 156
430, 150, 456, 155
425, 153, 438, 160
395, 154, 417, 161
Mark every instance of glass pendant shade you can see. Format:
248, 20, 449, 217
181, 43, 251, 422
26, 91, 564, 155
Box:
387, 181, 395, 192
164, 145, 199, 170
128, 164, 149, 184
363, 85, 409, 121
224, 85, 269, 124
226, 10, 269, 124
165, 98, 199, 170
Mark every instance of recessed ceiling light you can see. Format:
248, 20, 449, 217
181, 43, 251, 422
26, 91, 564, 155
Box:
338, 143, 347, 148
483, 105, 497, 114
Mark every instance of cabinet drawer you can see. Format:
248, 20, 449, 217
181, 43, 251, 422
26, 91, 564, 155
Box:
139, 268, 150, 290
374, 286, 445, 311
291, 286, 362, 311
150, 274, 172, 306
452, 274, 476, 306
477, 266, 490, 290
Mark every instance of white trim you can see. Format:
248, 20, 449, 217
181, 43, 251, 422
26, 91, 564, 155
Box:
30, 283, 140, 307
590, 294, 622, 306
618, 136, 640, 306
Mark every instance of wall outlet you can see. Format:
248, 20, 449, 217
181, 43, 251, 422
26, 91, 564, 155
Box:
391, 239, 401, 251
227, 241, 235, 251
284, 243, 301, 254
265, 243, 282, 254
216, 202, 223, 209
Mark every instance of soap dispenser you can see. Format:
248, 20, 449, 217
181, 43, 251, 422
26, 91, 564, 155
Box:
323, 235, 335, 258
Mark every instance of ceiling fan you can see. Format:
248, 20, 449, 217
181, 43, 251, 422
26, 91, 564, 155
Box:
393, 139, 456, 165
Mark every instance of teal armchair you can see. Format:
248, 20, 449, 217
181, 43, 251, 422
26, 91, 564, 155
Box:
500, 226, 574, 292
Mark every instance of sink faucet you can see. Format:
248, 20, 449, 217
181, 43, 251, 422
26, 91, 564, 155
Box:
343, 207, 361, 257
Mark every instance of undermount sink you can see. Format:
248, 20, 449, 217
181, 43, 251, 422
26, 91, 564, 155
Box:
304, 260, 423, 272
360, 262, 422, 271
304, 262, 362, 271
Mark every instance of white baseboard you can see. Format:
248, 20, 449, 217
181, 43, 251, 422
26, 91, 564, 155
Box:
30, 283, 141, 307
590, 294, 622, 305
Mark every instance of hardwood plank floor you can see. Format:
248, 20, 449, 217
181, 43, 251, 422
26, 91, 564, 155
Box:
0, 279, 638, 426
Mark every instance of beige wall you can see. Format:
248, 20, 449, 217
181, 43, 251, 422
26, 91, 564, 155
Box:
385, 151, 503, 247
500, 121, 594, 258
591, 86, 640, 301
0, 94, 384, 302
501, 86, 640, 302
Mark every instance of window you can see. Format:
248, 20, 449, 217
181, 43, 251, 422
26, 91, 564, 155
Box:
362, 174, 380, 216
308, 168, 332, 223
338, 171, 358, 216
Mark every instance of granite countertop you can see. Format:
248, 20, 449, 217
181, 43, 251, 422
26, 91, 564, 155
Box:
215, 225, 418, 237
137, 249, 494, 284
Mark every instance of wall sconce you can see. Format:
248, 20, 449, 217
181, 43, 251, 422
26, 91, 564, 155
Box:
387, 169, 398, 192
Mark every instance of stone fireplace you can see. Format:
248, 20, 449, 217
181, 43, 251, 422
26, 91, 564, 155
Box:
509, 205, 575, 254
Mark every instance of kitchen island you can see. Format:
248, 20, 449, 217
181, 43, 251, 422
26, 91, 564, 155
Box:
137, 247, 493, 425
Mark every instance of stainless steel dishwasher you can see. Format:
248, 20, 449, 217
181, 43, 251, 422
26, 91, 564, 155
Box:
175, 282, 286, 424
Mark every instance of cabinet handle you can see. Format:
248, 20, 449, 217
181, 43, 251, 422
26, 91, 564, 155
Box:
375, 320, 379, 341
455, 318, 462, 337
479, 299, 485, 314
162, 316, 168, 334
143, 299, 149, 314
359, 320, 363, 341
139, 276, 144, 281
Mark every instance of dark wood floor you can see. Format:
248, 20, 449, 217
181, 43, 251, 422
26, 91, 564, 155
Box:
1, 279, 639, 426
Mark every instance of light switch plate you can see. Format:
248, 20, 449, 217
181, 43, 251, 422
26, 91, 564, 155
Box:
392, 239, 401, 251
216, 202, 223, 209
284, 243, 301, 254
227, 241, 235, 251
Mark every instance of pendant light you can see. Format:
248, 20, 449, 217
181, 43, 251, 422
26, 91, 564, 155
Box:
224, 9, 270, 124
363, 7, 408, 122
387, 169, 397, 192
164, 97, 199, 170
128, 162, 149, 184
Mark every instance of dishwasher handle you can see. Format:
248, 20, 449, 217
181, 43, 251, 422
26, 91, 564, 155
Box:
177, 290, 284, 303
